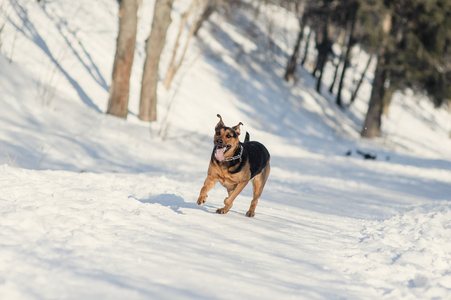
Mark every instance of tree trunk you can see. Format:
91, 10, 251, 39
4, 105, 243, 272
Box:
329, 30, 346, 93
315, 36, 332, 93
350, 53, 373, 104
193, 0, 216, 36
314, 2, 332, 93
336, 9, 357, 107
361, 12, 392, 138
361, 52, 387, 138
284, 16, 306, 82
138, 0, 174, 122
301, 28, 312, 67
107, 0, 139, 119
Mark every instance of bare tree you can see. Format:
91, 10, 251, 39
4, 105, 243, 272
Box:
335, 1, 358, 107
163, 0, 202, 90
314, 21, 332, 93
107, 0, 139, 119
300, 28, 312, 66
349, 52, 373, 105
328, 29, 347, 93
361, 12, 391, 138
138, 0, 175, 122
311, 0, 333, 93
284, 2, 307, 82
193, 0, 218, 36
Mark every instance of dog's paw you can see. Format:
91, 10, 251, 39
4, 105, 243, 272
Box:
216, 207, 229, 214
197, 196, 206, 205
245, 210, 255, 217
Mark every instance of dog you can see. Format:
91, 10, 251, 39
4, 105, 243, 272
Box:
197, 114, 270, 217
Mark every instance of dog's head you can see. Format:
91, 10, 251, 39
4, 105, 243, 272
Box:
213, 114, 242, 162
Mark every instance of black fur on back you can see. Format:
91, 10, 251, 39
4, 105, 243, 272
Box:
228, 139, 270, 179
243, 141, 270, 179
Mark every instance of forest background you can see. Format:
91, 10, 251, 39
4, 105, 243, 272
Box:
107, 0, 451, 140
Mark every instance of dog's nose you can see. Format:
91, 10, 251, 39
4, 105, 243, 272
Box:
216, 139, 223, 145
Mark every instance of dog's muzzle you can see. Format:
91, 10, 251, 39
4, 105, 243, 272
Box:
214, 145, 231, 162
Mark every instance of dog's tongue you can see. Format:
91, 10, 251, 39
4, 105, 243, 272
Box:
215, 147, 226, 161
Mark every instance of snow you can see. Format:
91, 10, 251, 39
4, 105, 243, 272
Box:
1, 0, 450, 299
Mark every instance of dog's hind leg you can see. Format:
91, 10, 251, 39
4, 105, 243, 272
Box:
217, 182, 248, 214
246, 162, 270, 217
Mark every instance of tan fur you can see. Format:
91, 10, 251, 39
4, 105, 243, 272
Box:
197, 114, 270, 217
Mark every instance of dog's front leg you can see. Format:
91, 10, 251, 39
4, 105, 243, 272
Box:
216, 182, 248, 214
197, 176, 217, 205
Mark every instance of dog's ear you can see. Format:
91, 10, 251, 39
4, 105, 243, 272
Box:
232, 122, 243, 136
216, 114, 225, 129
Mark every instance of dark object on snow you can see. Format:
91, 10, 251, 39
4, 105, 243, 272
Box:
356, 150, 377, 160
345, 150, 352, 156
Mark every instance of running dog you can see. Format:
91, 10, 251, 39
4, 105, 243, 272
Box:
197, 114, 270, 217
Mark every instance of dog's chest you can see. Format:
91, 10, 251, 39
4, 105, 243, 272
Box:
216, 168, 236, 185
214, 163, 250, 188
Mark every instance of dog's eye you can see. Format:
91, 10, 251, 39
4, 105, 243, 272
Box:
216, 131, 220, 136
226, 134, 232, 139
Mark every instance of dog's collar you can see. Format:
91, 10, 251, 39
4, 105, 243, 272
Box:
223, 145, 243, 162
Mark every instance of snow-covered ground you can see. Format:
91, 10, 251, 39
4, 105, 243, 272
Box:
1, 0, 450, 299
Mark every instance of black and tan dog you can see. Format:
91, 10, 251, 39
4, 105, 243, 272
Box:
197, 114, 270, 217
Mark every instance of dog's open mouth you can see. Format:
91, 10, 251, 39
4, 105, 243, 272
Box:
214, 145, 231, 162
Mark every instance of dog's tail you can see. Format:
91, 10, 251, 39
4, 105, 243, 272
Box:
244, 132, 250, 142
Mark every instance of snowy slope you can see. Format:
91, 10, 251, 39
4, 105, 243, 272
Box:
1, 0, 451, 299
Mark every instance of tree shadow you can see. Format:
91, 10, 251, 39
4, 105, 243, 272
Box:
8, 0, 102, 113
40, 4, 109, 91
